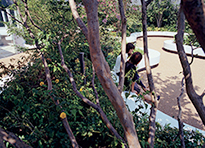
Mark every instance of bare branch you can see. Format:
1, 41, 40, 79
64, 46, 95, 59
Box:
117, 0, 127, 93
13, 0, 27, 23
189, 42, 195, 65
201, 90, 205, 98
13, 0, 35, 39
0, 7, 24, 26
69, 0, 88, 39
57, 41, 127, 147
0, 127, 32, 148
23, 0, 42, 31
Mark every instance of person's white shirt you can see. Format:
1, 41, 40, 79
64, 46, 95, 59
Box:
113, 53, 128, 74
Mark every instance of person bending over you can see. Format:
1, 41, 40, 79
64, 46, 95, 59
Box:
123, 52, 152, 103
113, 43, 135, 74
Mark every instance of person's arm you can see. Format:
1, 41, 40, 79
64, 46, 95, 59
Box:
133, 71, 146, 88
131, 82, 138, 94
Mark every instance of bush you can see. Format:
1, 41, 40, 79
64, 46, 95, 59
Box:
0, 56, 126, 147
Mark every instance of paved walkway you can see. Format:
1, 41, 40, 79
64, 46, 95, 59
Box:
0, 46, 15, 59
136, 36, 205, 131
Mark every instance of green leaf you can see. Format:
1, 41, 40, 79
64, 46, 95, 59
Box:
53, 65, 57, 72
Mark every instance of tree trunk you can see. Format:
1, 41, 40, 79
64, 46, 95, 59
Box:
182, 0, 205, 53
118, 0, 127, 93
82, 0, 141, 147
176, 7, 186, 148
141, 0, 158, 147
176, 2, 205, 126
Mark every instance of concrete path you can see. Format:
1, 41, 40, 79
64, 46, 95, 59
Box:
136, 36, 205, 131
0, 46, 15, 59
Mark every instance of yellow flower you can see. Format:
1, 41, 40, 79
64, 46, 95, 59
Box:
75, 58, 79, 63
40, 82, 44, 86
55, 79, 59, 83
80, 88, 83, 92
60, 112, 66, 119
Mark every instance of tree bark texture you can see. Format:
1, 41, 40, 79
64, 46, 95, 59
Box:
69, 0, 88, 40
0, 127, 32, 148
182, 0, 205, 53
141, 0, 158, 147
118, 0, 127, 93
177, 77, 185, 148
82, 0, 141, 147
175, 3, 205, 126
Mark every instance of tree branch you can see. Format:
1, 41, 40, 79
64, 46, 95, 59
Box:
57, 40, 127, 147
69, 0, 88, 40
175, 3, 205, 125
0, 7, 24, 26
13, 0, 27, 23
0, 127, 32, 148
117, 0, 127, 93
23, 0, 42, 31
177, 77, 185, 148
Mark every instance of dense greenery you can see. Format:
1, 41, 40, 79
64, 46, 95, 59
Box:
0, 0, 204, 147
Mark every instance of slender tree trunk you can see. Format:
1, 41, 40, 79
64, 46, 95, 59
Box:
141, 0, 158, 147
118, 0, 127, 93
176, 2, 205, 126
82, 0, 141, 147
176, 7, 186, 148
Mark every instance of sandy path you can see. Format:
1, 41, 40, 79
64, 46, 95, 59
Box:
0, 52, 31, 77
136, 36, 205, 131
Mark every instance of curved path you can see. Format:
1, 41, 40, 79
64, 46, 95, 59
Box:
136, 36, 205, 131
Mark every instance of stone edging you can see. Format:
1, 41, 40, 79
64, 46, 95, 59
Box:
127, 31, 205, 58
121, 92, 205, 136
124, 31, 205, 135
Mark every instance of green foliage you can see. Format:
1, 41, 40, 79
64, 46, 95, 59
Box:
126, 5, 142, 35
1, 0, 205, 147
184, 33, 201, 48
133, 115, 205, 148
0, 55, 125, 147
147, 0, 178, 30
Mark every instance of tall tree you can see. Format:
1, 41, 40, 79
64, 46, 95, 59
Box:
141, 0, 158, 147
179, 0, 205, 125
81, 0, 141, 147
118, 0, 127, 93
